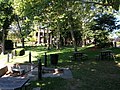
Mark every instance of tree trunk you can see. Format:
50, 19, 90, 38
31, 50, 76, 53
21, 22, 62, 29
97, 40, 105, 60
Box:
21, 38, 24, 48
63, 37, 66, 46
37, 29, 41, 45
46, 28, 50, 50
50, 31, 54, 48
70, 30, 77, 52
60, 36, 64, 47
56, 33, 60, 50
1, 29, 5, 55
68, 10, 77, 52
16, 15, 25, 48
82, 38, 87, 47
56, 23, 61, 50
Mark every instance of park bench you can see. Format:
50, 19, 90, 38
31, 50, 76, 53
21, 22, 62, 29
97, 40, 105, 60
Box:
95, 50, 116, 60
70, 51, 88, 61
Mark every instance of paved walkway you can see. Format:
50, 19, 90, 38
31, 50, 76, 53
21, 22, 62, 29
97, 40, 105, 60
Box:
0, 58, 8, 68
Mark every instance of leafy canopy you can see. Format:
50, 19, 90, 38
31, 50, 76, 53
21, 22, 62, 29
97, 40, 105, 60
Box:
84, 0, 120, 11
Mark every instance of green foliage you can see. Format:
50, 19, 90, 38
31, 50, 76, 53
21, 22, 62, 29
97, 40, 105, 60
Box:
10, 0, 120, 49
103, 0, 120, 11
0, 0, 14, 43
0, 32, 2, 42
84, 0, 120, 11
0, 0, 14, 29
12, 48, 25, 56
115, 31, 120, 37
90, 13, 117, 47
92, 14, 116, 32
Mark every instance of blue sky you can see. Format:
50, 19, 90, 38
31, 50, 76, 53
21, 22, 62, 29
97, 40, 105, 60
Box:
110, 14, 120, 38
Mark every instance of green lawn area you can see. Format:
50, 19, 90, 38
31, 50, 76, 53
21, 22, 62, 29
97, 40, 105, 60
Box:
1, 45, 120, 90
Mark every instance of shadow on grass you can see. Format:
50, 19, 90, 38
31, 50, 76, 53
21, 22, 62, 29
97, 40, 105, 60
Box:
24, 46, 120, 90
31, 78, 68, 90
24, 46, 120, 66
31, 58, 120, 90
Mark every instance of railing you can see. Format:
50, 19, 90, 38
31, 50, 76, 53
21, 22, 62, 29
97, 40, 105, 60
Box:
6, 51, 43, 80
6, 51, 35, 63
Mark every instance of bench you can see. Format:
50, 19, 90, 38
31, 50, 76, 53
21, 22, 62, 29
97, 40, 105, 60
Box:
70, 52, 88, 61
96, 50, 116, 60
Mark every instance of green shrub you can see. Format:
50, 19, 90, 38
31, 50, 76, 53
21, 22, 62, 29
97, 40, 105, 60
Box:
12, 48, 25, 56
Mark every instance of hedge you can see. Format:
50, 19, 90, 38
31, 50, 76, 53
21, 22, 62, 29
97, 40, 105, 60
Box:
12, 48, 25, 56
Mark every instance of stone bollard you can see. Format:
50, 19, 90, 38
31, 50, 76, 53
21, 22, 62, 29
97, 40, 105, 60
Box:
44, 52, 47, 67
29, 51, 31, 63
7, 52, 9, 62
38, 58, 42, 80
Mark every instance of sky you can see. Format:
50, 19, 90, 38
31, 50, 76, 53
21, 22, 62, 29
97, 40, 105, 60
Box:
110, 14, 120, 38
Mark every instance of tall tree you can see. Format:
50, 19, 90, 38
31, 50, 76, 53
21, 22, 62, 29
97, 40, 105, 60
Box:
13, 0, 33, 48
13, 0, 119, 51
0, 0, 14, 54
90, 13, 117, 47
82, 0, 120, 11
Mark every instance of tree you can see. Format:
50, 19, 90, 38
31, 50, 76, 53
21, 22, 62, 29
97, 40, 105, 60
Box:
12, 0, 119, 51
47, 1, 95, 51
115, 31, 120, 37
12, 0, 34, 48
82, 0, 120, 11
90, 13, 117, 47
0, 0, 14, 54
12, 0, 96, 51
15, 15, 32, 47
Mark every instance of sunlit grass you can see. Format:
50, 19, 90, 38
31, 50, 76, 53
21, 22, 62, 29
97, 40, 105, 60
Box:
0, 54, 7, 60
9, 51, 38, 63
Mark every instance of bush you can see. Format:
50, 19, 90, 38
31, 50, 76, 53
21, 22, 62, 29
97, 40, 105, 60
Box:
12, 48, 25, 56
97, 42, 113, 48
5, 40, 13, 50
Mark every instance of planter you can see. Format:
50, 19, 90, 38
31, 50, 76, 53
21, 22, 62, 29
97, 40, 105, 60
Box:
50, 54, 59, 65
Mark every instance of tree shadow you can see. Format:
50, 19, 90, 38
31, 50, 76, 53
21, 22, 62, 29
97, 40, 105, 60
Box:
25, 46, 120, 90
23, 46, 120, 67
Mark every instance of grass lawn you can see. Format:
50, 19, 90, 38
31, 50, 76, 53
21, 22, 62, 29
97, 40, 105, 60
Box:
1, 45, 120, 90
